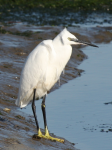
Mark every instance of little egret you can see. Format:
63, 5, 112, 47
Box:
15, 28, 98, 143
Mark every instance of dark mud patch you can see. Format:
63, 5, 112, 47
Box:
0, 23, 112, 149
104, 101, 112, 105
83, 123, 112, 134
1, 8, 112, 26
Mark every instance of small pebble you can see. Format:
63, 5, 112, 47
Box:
3, 108, 11, 113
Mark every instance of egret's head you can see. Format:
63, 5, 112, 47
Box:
60, 28, 98, 47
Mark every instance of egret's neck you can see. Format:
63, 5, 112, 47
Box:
52, 36, 64, 48
52, 36, 72, 72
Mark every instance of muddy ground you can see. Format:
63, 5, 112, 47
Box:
0, 23, 112, 150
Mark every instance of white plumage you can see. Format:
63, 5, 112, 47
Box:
15, 28, 98, 108
15, 28, 75, 107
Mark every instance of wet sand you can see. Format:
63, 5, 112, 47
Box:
0, 23, 112, 149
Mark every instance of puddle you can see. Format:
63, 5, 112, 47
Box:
0, 34, 30, 48
22, 42, 112, 150
6, 22, 45, 32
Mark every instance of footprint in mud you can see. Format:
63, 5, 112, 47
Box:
0, 117, 5, 122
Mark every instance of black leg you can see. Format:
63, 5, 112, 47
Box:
32, 89, 39, 132
41, 95, 47, 129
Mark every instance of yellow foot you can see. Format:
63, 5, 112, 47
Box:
32, 128, 64, 143
45, 134, 64, 143
44, 126, 64, 143
32, 128, 46, 140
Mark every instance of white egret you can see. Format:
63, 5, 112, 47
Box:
15, 28, 98, 143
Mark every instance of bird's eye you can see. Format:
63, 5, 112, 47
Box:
68, 37, 71, 41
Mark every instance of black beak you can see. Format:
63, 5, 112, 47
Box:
69, 38, 98, 48
76, 40, 99, 48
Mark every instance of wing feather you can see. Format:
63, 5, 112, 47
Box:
16, 40, 55, 107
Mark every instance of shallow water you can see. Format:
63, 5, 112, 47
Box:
22, 42, 112, 150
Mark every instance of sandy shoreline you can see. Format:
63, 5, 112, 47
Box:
0, 24, 112, 149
